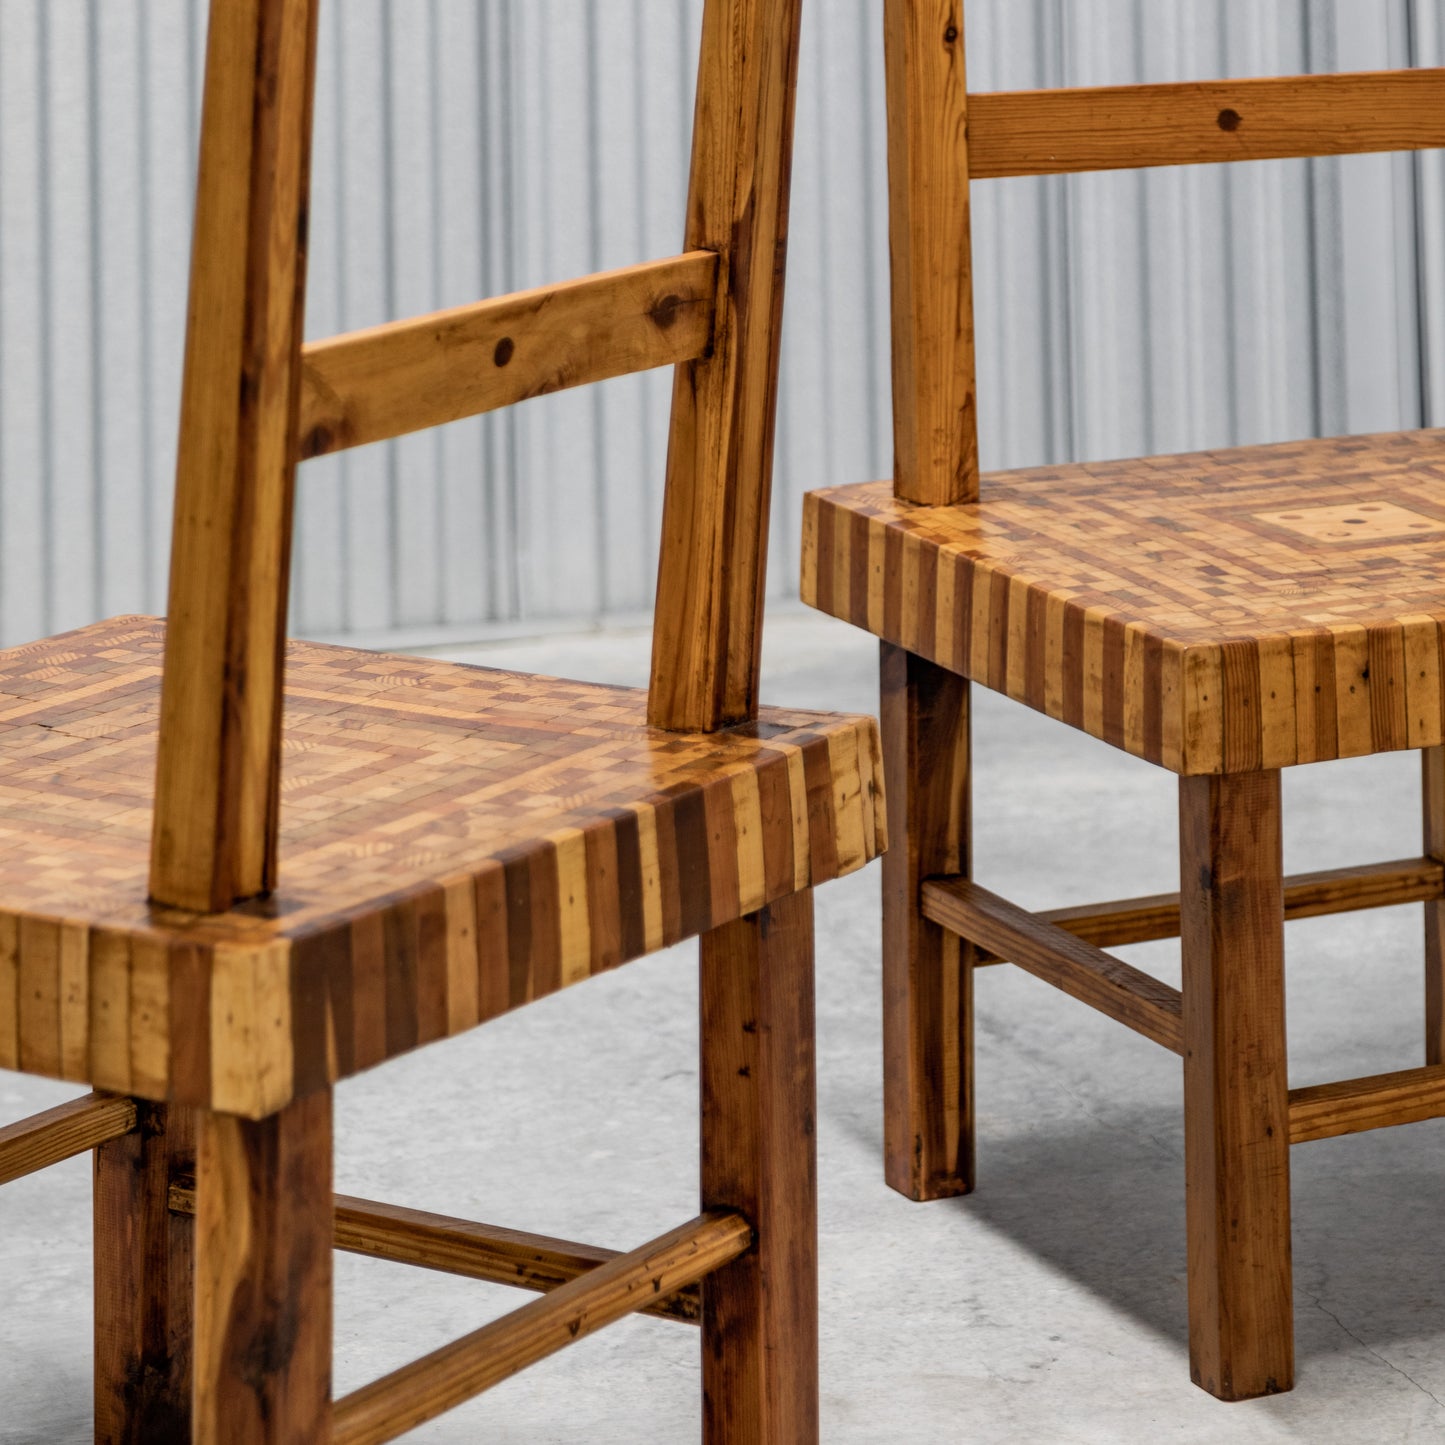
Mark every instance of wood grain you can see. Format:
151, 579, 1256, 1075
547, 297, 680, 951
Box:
1179, 770, 1292, 1401
1289, 1063, 1445, 1143
968, 69, 1445, 179
967, 856, 1445, 962
298, 253, 717, 459
331, 1211, 752, 1445
649, 0, 804, 730
0, 618, 882, 1117
804, 430, 1445, 773
880, 643, 974, 1200
1424, 748, 1445, 1065
167, 1183, 701, 1324
150, 0, 321, 912
94, 1102, 195, 1444
922, 876, 1184, 1053
885, 0, 978, 505
700, 889, 819, 1444
194, 1089, 333, 1444
0, 1092, 135, 1185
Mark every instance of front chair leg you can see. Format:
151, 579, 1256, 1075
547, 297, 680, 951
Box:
1179, 771, 1293, 1400
194, 1089, 334, 1444
95, 1101, 195, 1444
880, 642, 973, 1201
700, 889, 819, 1444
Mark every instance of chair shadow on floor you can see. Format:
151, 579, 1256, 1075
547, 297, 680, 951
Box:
848, 1102, 1445, 1370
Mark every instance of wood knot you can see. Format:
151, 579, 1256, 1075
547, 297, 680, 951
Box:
650, 293, 683, 330
1217, 107, 1242, 132
943, 23, 958, 44
493, 337, 515, 367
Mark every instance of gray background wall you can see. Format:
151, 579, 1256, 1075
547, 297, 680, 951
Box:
0, 0, 1442, 650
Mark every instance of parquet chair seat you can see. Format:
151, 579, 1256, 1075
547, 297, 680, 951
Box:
0, 1, 878, 1441
0, 618, 879, 1119
802, 0, 1445, 1406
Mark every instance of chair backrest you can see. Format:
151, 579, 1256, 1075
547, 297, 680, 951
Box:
886, 0, 1445, 508
149, 0, 803, 914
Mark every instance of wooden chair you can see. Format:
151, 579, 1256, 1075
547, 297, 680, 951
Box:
0, 1, 884, 1440
802, 0, 1445, 1403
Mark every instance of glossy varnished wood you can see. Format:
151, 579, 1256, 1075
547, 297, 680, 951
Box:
805, 430, 1445, 773
194, 1090, 332, 1444
168, 1183, 702, 1324
880, 643, 973, 1200
331, 1212, 752, 1445
885, 0, 978, 506
1179, 771, 1292, 1401
922, 877, 1184, 1053
0, 1093, 135, 1186
649, 0, 803, 730
151, 0, 321, 913
700, 889, 819, 1444
968, 69, 1445, 179
0, 618, 882, 1117
95, 1103, 195, 1444
298, 253, 718, 459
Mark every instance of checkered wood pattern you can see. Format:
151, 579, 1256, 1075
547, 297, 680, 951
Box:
0, 618, 883, 1117
803, 428, 1445, 774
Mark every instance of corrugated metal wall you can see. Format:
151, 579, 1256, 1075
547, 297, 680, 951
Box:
1, 0, 1442, 649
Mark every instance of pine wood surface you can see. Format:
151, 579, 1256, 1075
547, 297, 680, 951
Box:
0, 1092, 136, 1185
167, 1181, 703, 1324
921, 877, 1184, 1053
298, 253, 718, 460
1288, 1063, 1445, 1144
0, 617, 881, 1117
151, 0, 321, 914
1180, 771, 1292, 1400
968, 69, 1445, 180
804, 428, 1445, 773
880, 644, 973, 1201
884, 0, 979, 507
332, 1211, 753, 1445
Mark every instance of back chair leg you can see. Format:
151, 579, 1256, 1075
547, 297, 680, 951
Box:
1423, 747, 1445, 1065
700, 888, 818, 1444
1179, 771, 1293, 1401
880, 642, 974, 1200
95, 1101, 195, 1444
193, 1090, 334, 1444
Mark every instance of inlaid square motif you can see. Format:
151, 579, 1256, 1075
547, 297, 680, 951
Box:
1253, 499, 1445, 543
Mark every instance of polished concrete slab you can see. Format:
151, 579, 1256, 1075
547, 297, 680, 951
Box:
3, 608, 1444, 1442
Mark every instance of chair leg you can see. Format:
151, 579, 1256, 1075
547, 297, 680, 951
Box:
94, 1101, 195, 1444
880, 641, 973, 1201
1423, 747, 1445, 1065
193, 1090, 333, 1444
1179, 771, 1293, 1401
700, 889, 818, 1444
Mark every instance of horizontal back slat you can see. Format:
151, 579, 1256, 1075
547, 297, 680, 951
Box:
299, 252, 718, 460
969, 68, 1445, 179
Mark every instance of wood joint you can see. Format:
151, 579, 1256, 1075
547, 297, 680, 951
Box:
921, 876, 1184, 1053
168, 1181, 703, 1325
330, 1210, 753, 1445
971, 856, 1445, 963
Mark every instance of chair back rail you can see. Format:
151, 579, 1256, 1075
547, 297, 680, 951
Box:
150, 0, 803, 914
885, 0, 1445, 507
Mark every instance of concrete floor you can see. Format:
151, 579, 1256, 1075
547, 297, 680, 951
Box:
3, 607, 1445, 1442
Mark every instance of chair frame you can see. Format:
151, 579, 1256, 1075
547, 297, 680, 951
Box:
0, 0, 833, 1440
875, 0, 1445, 1402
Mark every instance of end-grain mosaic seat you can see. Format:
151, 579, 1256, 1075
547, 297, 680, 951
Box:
0, 1, 883, 1440
802, 0, 1445, 1405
